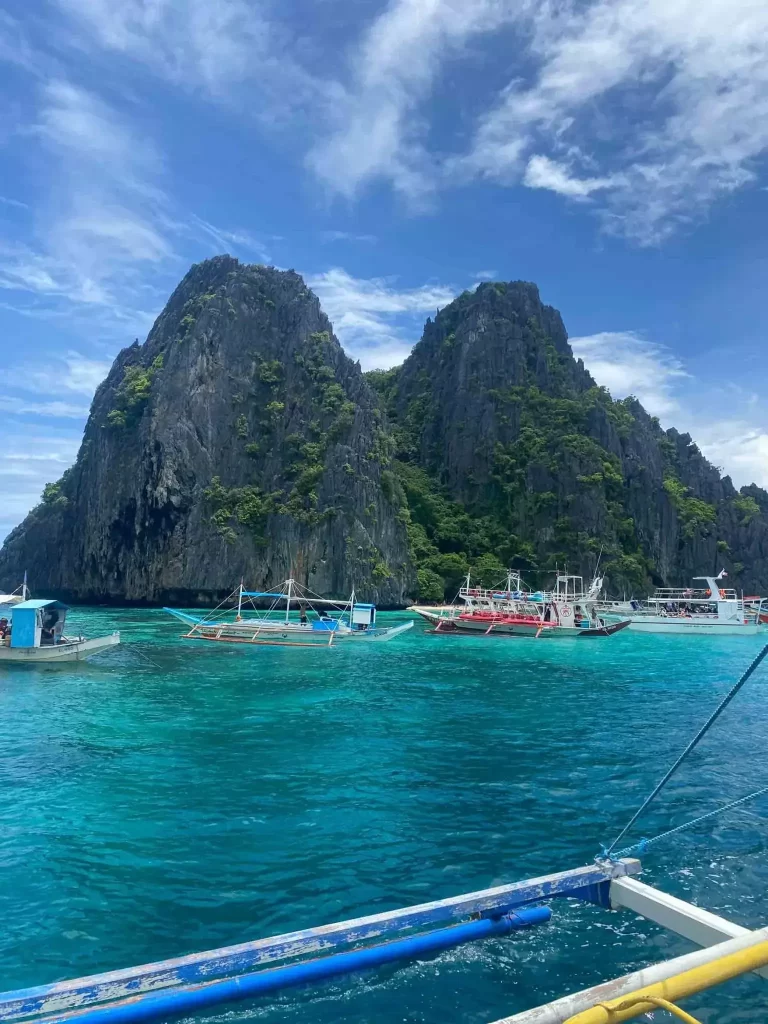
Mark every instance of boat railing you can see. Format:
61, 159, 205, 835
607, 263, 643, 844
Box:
649, 587, 740, 603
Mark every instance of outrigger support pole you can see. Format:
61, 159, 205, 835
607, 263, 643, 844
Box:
0, 861, 638, 1024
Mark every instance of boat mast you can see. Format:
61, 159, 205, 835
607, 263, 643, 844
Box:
22, 571, 28, 601
236, 579, 243, 621
285, 579, 293, 624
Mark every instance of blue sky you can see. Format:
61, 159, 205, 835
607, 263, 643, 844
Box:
1, 0, 767, 540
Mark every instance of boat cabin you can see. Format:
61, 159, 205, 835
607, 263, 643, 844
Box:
351, 603, 376, 631
646, 576, 749, 623
7, 599, 69, 649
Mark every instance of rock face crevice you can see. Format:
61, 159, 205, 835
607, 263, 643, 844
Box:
2, 264, 767, 603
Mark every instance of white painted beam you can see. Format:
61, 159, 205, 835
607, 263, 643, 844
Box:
609, 876, 750, 947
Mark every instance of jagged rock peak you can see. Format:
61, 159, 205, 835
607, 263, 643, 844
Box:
0, 257, 412, 604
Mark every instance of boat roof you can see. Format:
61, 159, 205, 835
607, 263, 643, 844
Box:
12, 598, 69, 611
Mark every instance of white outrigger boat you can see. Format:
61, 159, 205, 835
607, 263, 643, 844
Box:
0, 598, 119, 662
601, 571, 766, 635
164, 579, 414, 647
412, 571, 630, 639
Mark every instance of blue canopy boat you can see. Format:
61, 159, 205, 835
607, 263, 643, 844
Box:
0, 592, 119, 663
164, 579, 413, 647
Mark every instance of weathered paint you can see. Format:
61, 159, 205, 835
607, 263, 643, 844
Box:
0, 861, 639, 1021
37, 909, 553, 1024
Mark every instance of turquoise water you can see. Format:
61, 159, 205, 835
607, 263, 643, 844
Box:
1, 611, 768, 1023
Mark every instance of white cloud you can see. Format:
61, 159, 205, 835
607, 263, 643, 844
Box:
54, 0, 337, 119
460, 0, 768, 241
473, 269, 497, 280
189, 216, 271, 262
321, 231, 378, 244
0, 396, 90, 418
570, 331, 688, 417
0, 431, 82, 542
4, 352, 110, 397
571, 330, 768, 487
0, 195, 28, 210
0, 80, 175, 318
306, 267, 456, 370
307, 0, 518, 200
523, 155, 619, 198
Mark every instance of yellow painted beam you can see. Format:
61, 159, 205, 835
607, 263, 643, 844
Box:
564, 940, 768, 1023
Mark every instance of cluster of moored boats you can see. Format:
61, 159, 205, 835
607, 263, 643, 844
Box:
411, 568, 768, 638
0, 568, 765, 663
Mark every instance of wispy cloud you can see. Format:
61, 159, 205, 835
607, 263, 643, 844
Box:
572, 330, 768, 487
4, 352, 110, 396
0, 395, 90, 418
321, 231, 378, 244
0, 430, 82, 541
459, 0, 768, 241
0, 79, 173, 319
0, 195, 28, 210
523, 156, 620, 199
307, 0, 517, 201
570, 331, 688, 418
190, 216, 272, 262
306, 267, 456, 370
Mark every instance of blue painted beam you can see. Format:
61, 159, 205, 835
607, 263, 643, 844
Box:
0, 860, 639, 1022
41, 908, 552, 1024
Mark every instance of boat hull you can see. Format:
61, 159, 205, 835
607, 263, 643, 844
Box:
431, 617, 630, 639
0, 633, 120, 662
622, 617, 763, 635
171, 614, 414, 646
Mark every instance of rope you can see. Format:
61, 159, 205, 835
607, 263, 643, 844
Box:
592, 995, 702, 1023
612, 783, 768, 859
604, 644, 768, 857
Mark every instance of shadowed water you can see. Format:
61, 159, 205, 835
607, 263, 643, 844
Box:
1, 609, 767, 1022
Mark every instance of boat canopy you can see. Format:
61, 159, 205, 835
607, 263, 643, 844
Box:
9, 599, 69, 649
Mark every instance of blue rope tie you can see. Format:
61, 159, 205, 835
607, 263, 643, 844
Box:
602, 644, 768, 860
611, 785, 768, 860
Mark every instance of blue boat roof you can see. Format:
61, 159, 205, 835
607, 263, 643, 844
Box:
12, 599, 69, 611
354, 603, 374, 609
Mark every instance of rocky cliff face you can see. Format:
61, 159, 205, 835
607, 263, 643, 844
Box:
0, 257, 411, 604
369, 281, 768, 596
3, 265, 767, 603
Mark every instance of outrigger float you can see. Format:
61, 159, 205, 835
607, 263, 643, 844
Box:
164, 579, 413, 647
3, 649, 767, 1024
2, 857, 767, 1024
413, 572, 630, 639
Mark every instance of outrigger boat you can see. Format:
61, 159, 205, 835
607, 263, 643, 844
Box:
602, 571, 767, 635
0, 598, 119, 663
164, 579, 414, 647
413, 571, 630, 639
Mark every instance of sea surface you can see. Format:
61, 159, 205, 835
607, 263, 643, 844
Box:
1, 609, 768, 1023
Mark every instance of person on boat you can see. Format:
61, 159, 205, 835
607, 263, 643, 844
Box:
0, 617, 9, 641
299, 604, 308, 625
40, 609, 59, 645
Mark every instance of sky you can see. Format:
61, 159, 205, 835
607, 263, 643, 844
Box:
1, 0, 767, 541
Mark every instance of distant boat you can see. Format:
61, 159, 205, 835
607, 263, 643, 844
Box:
164, 580, 414, 647
601, 572, 767, 635
0, 598, 120, 663
412, 571, 630, 639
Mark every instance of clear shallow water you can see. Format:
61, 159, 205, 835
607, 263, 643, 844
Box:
1, 610, 767, 1023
